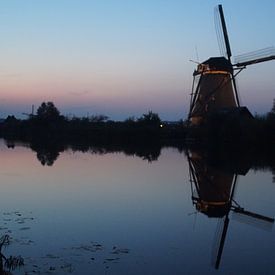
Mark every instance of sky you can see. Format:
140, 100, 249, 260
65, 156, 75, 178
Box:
0, 0, 274, 120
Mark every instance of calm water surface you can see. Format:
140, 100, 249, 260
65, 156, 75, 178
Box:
0, 140, 274, 274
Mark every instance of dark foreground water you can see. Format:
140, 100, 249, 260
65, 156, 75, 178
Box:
0, 140, 274, 274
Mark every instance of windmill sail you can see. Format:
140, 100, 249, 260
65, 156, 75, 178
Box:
215, 5, 232, 60
234, 47, 275, 67
215, 6, 227, 58
232, 207, 274, 231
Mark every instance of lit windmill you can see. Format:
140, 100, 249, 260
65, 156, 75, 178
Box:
188, 5, 275, 125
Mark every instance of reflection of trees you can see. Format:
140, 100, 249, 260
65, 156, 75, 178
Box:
5, 138, 275, 171
272, 168, 275, 183
4, 139, 162, 166
36, 149, 60, 166
32, 142, 161, 165
70, 142, 161, 162
29, 140, 66, 166
124, 145, 161, 162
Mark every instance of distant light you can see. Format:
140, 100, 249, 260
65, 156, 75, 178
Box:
160, 124, 163, 128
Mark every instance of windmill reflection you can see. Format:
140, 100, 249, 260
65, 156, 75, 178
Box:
187, 150, 274, 269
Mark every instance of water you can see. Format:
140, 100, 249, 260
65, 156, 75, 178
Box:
0, 140, 274, 274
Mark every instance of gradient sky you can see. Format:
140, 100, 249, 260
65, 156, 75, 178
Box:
0, 0, 274, 120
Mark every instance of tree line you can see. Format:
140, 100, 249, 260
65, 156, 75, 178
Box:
1, 100, 275, 146
0, 101, 186, 143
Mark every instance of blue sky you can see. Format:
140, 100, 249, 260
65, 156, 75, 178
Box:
0, 0, 274, 120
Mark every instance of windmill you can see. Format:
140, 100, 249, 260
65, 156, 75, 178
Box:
188, 5, 275, 125
187, 149, 274, 269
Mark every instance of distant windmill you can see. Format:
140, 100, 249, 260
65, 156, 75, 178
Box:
188, 4, 275, 125
22, 104, 35, 118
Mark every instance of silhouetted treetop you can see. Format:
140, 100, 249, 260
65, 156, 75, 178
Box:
36, 102, 61, 121
138, 111, 161, 126
89, 114, 109, 123
271, 99, 275, 114
267, 98, 275, 120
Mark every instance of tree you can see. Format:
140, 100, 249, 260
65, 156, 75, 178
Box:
267, 98, 275, 120
89, 114, 109, 123
138, 111, 161, 126
124, 116, 136, 124
36, 102, 61, 121
271, 99, 275, 114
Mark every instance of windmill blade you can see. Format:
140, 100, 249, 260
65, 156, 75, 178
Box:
234, 47, 275, 67
211, 216, 230, 269
232, 207, 274, 231
215, 5, 232, 61
215, 6, 226, 58
211, 175, 238, 269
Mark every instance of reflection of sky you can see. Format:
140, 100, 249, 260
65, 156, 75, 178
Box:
0, 143, 195, 274
0, 142, 274, 273
0, 1, 274, 119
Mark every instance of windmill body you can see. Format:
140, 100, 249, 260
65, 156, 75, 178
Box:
188, 150, 237, 218
190, 57, 237, 125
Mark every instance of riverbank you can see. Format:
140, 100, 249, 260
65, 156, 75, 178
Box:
0, 101, 275, 148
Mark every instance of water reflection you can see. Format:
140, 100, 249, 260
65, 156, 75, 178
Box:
1, 139, 275, 273
31, 144, 64, 167
4, 140, 165, 165
187, 149, 274, 269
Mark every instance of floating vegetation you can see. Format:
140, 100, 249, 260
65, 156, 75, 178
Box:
0, 235, 24, 273
4, 255, 24, 271
111, 248, 130, 254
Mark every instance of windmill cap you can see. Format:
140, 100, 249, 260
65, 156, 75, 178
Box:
201, 57, 233, 73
